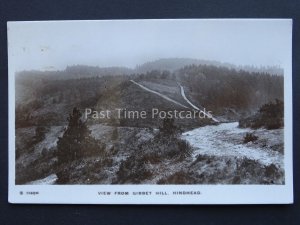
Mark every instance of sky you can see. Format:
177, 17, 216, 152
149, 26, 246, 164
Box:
7, 19, 292, 71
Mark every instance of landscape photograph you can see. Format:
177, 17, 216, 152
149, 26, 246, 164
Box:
12, 20, 286, 185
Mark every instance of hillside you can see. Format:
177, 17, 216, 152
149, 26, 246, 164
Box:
15, 60, 284, 185
135, 58, 283, 75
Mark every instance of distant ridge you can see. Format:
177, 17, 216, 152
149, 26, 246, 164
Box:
17, 65, 134, 80
135, 58, 283, 76
17, 58, 284, 79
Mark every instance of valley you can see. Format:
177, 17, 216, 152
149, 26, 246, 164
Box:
15, 58, 285, 185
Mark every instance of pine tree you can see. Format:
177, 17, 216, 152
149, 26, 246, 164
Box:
55, 107, 105, 184
56, 107, 91, 163
159, 117, 177, 135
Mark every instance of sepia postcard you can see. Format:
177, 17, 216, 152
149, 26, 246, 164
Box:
8, 19, 293, 204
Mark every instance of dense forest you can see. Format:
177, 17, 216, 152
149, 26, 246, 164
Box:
177, 64, 283, 114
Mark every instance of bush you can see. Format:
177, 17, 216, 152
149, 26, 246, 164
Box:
157, 171, 196, 184
159, 117, 177, 135
239, 99, 284, 130
116, 155, 154, 184
177, 139, 193, 159
114, 134, 193, 184
111, 127, 119, 140
55, 157, 113, 184
243, 133, 258, 143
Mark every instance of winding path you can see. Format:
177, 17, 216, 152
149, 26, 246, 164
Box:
130, 80, 189, 108
179, 84, 219, 122
130, 80, 219, 122
182, 122, 283, 167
